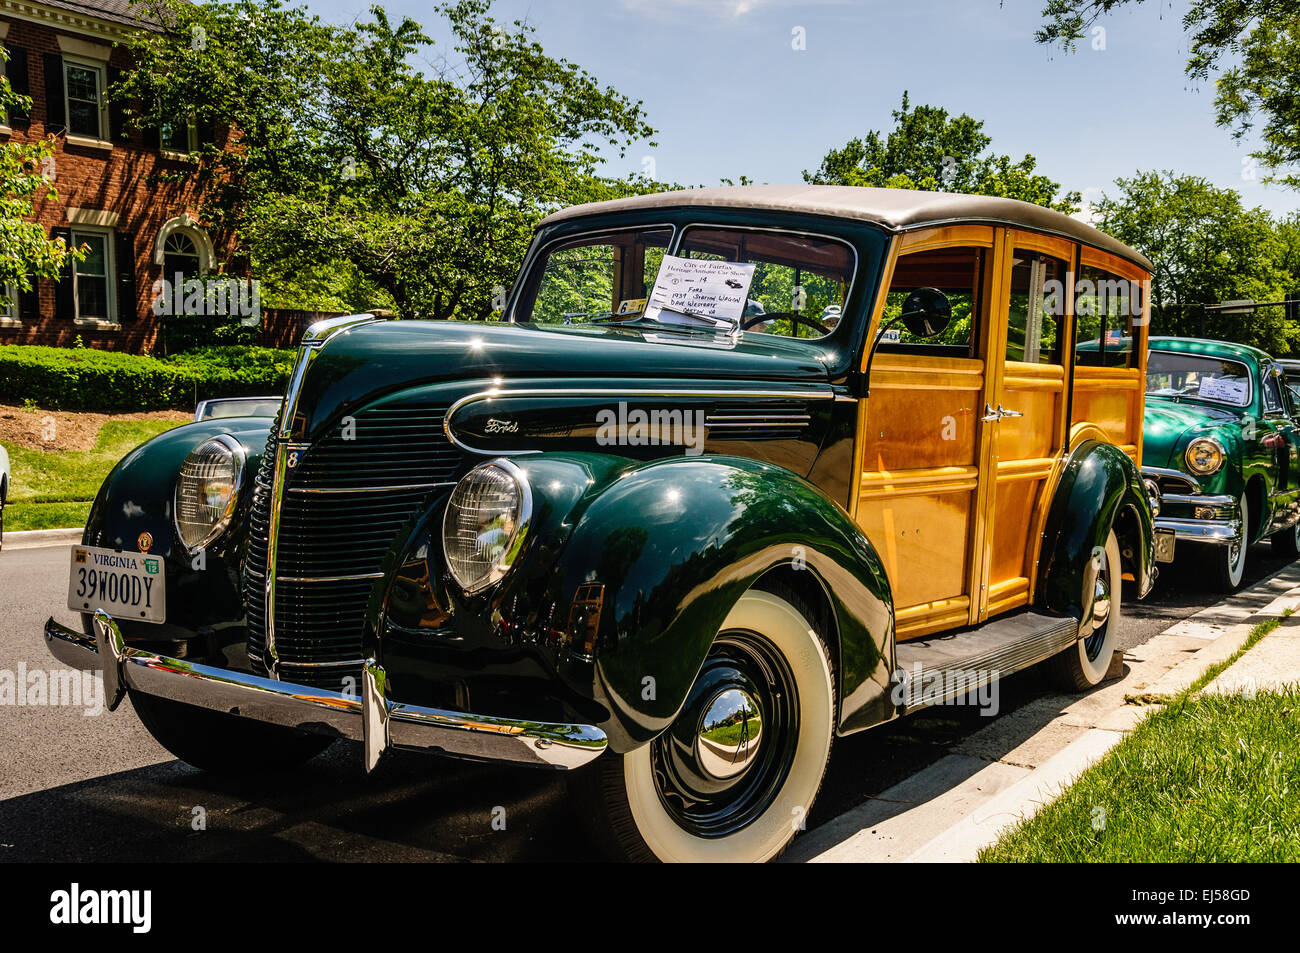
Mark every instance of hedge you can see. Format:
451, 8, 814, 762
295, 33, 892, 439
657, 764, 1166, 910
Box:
0, 345, 295, 412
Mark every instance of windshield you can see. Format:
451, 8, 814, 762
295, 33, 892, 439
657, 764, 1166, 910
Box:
1146, 350, 1252, 408
515, 225, 854, 339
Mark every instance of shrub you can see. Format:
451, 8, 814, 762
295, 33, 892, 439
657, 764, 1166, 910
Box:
0, 344, 294, 412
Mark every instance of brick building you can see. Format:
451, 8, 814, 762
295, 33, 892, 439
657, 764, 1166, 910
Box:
1, 0, 225, 353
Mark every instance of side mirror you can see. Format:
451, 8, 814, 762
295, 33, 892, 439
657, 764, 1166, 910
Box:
899, 288, 952, 339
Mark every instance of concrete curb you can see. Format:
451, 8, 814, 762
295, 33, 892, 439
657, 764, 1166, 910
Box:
1, 528, 82, 550
787, 562, 1300, 863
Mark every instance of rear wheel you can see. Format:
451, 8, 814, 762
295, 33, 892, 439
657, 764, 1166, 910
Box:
1050, 530, 1121, 692
1269, 518, 1300, 557
578, 589, 834, 862
130, 690, 334, 773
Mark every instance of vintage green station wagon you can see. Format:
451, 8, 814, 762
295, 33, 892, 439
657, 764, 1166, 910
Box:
1142, 336, 1300, 591
46, 186, 1157, 862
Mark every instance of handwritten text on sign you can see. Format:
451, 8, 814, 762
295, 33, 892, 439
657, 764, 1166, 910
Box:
644, 255, 756, 326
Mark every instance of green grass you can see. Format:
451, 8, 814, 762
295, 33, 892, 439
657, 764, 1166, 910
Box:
6, 501, 92, 532
5, 419, 184, 532
981, 614, 1300, 862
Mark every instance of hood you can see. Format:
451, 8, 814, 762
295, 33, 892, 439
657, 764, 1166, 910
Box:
292, 318, 833, 437
1142, 397, 1242, 469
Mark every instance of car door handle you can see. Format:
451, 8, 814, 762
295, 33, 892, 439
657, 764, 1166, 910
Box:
998, 404, 1023, 418
982, 403, 1002, 422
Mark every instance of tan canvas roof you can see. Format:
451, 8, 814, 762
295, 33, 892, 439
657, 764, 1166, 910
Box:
540, 185, 1152, 271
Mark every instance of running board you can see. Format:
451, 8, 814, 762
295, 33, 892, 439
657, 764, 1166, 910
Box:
892, 610, 1079, 711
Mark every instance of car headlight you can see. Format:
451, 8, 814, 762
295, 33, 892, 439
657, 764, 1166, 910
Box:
1185, 437, 1226, 476
442, 459, 532, 593
174, 434, 247, 552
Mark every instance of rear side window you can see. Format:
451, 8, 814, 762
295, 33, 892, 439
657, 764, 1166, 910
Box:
1075, 264, 1141, 368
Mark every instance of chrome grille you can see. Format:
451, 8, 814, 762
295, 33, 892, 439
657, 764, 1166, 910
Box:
244, 401, 461, 688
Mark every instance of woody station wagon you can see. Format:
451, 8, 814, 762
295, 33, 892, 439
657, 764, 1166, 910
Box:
45, 186, 1157, 862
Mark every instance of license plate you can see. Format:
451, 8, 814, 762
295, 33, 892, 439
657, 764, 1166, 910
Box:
1154, 529, 1176, 564
67, 545, 166, 624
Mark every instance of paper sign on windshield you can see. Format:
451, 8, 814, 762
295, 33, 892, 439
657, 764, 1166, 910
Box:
644, 255, 756, 326
1198, 376, 1248, 403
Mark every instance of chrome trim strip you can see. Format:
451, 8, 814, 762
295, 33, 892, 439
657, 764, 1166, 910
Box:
45, 612, 606, 771
265, 313, 381, 680
276, 573, 385, 583
443, 386, 833, 455
278, 658, 365, 669
1158, 492, 1236, 508
287, 482, 454, 496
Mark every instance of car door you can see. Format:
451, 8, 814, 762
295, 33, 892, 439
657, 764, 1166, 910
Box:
853, 225, 999, 640
976, 230, 1073, 620
1261, 364, 1300, 532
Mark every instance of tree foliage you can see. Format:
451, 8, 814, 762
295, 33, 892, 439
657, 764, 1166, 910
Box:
1037, 1, 1300, 186
803, 93, 1080, 214
119, 0, 658, 317
0, 47, 78, 289
1092, 170, 1297, 352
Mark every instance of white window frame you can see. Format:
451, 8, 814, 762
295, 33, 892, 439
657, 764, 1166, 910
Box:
0, 282, 19, 327
70, 225, 116, 327
63, 55, 107, 143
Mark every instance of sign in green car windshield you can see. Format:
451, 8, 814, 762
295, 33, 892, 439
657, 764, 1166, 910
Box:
1146, 350, 1253, 408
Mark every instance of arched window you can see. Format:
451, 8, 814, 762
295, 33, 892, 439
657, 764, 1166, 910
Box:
153, 216, 214, 280
163, 231, 201, 282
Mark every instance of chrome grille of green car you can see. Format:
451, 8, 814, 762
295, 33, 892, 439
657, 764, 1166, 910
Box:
244, 401, 462, 689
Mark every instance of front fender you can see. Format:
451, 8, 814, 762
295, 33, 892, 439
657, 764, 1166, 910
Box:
1037, 440, 1155, 622
82, 416, 273, 644
375, 453, 895, 753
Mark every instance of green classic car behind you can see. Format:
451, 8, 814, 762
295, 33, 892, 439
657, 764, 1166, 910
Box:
1142, 337, 1300, 591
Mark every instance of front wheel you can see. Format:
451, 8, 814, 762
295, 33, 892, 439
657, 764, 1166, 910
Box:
130, 690, 334, 773
1205, 492, 1249, 592
1050, 529, 1122, 691
578, 589, 835, 862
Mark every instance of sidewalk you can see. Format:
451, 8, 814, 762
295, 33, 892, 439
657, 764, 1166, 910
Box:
0, 528, 82, 551
786, 564, 1300, 863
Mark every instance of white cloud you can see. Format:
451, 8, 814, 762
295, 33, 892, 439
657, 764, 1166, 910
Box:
620, 0, 823, 19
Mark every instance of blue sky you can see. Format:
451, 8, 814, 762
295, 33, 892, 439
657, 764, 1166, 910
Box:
302, 0, 1300, 219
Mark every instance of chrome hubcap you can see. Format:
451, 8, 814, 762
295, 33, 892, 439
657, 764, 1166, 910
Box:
696, 688, 763, 780
1090, 567, 1111, 633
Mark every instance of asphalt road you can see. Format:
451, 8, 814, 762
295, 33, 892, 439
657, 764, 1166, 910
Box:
0, 539, 1292, 862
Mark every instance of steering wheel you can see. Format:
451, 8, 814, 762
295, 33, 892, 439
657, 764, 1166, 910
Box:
741, 311, 832, 336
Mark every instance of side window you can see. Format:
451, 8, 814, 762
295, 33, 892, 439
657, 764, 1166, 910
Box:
523, 227, 672, 324
1263, 372, 1285, 416
1006, 250, 1067, 365
882, 246, 985, 356
1075, 264, 1140, 368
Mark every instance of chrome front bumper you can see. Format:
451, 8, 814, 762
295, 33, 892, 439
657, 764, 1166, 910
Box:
1142, 467, 1243, 548
44, 610, 607, 771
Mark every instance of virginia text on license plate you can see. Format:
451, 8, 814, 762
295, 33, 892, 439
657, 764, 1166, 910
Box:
67, 545, 166, 624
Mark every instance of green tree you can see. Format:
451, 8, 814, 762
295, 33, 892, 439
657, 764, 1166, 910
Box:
1037, 1, 1300, 186
1092, 170, 1294, 352
119, 0, 657, 318
0, 47, 79, 289
803, 92, 1080, 214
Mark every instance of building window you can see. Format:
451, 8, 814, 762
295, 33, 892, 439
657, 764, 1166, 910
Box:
160, 117, 196, 153
65, 59, 105, 139
72, 227, 114, 321
162, 231, 201, 281
0, 283, 17, 320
